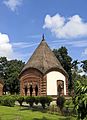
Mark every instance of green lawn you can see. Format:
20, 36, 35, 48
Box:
0, 105, 76, 120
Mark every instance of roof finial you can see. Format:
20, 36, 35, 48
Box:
42, 34, 45, 41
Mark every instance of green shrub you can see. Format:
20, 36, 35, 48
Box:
46, 96, 52, 106
39, 96, 47, 109
56, 96, 65, 111
0, 95, 15, 107
25, 96, 35, 107
34, 96, 40, 105
17, 96, 24, 106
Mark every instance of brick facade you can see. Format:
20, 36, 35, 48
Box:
20, 68, 68, 96
0, 81, 4, 96
20, 68, 47, 96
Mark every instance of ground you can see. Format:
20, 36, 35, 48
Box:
0, 106, 76, 120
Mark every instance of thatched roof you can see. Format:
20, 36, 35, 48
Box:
21, 37, 68, 77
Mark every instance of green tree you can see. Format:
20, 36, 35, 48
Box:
53, 47, 73, 91
6, 60, 25, 94
73, 78, 87, 120
0, 57, 25, 94
0, 57, 8, 79
0, 57, 8, 94
72, 60, 79, 72
81, 60, 87, 73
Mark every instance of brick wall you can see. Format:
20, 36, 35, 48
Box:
20, 68, 68, 96
0, 83, 3, 96
20, 68, 47, 96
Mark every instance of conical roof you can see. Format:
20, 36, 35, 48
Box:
21, 37, 68, 76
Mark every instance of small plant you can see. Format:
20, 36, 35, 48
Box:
0, 95, 15, 107
17, 96, 24, 106
46, 96, 52, 106
25, 96, 35, 107
40, 96, 47, 109
34, 96, 40, 105
56, 96, 65, 112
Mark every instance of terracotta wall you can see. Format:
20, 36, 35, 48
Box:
20, 68, 47, 96
20, 68, 68, 96
0, 83, 3, 96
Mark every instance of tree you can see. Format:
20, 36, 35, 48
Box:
73, 78, 87, 120
0, 57, 25, 94
6, 60, 25, 94
0, 57, 8, 79
81, 60, 87, 73
0, 57, 8, 94
72, 60, 79, 73
53, 47, 73, 91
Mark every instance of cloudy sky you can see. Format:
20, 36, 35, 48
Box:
0, 0, 87, 62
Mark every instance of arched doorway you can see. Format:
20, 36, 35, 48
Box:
57, 80, 64, 96
24, 85, 28, 96
30, 84, 33, 96
35, 84, 38, 96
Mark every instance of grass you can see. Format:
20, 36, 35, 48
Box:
0, 105, 76, 120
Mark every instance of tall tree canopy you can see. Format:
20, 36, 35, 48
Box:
81, 60, 87, 73
53, 47, 73, 91
0, 57, 25, 94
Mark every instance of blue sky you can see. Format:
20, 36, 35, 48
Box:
0, 0, 87, 62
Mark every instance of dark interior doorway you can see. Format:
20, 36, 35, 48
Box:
35, 85, 38, 96
30, 85, 33, 96
24, 85, 28, 96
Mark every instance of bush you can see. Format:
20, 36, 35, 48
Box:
17, 96, 24, 106
34, 96, 40, 105
0, 95, 15, 107
56, 96, 65, 111
25, 96, 35, 107
40, 96, 47, 109
46, 96, 52, 106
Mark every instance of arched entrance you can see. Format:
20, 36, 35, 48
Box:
35, 84, 38, 96
30, 84, 33, 96
24, 85, 28, 96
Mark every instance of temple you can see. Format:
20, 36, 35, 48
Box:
19, 37, 68, 96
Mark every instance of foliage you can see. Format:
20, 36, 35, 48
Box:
46, 96, 52, 106
0, 95, 15, 107
17, 96, 24, 106
53, 47, 73, 91
0, 57, 25, 94
39, 96, 48, 109
34, 96, 40, 105
56, 96, 65, 111
73, 79, 87, 120
81, 60, 87, 73
25, 96, 35, 107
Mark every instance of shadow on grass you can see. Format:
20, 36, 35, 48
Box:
33, 117, 48, 120
33, 116, 72, 120
19, 105, 47, 113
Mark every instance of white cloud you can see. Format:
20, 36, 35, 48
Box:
51, 39, 87, 48
0, 33, 13, 58
43, 14, 87, 38
12, 42, 39, 48
3, 0, 22, 12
